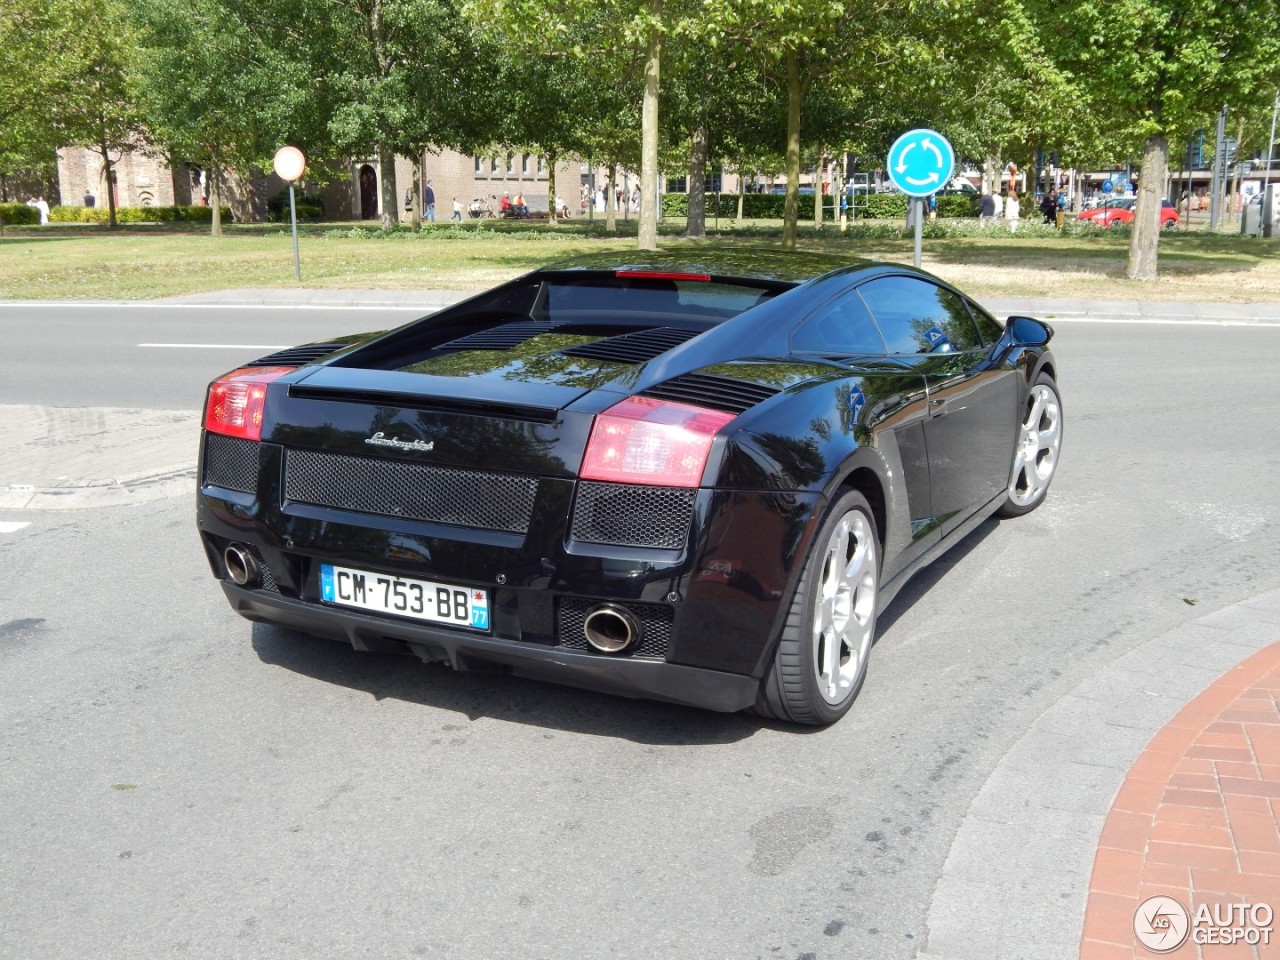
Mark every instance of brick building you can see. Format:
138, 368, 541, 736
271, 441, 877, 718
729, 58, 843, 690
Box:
56, 144, 616, 222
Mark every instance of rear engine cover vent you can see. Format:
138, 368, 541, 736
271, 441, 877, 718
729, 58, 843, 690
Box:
558, 327, 699, 364
438, 322, 560, 352
250, 343, 348, 366
640, 372, 781, 414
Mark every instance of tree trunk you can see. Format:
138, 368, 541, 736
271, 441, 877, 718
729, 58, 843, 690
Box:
409, 152, 422, 233
736, 166, 744, 220
378, 145, 397, 231
637, 0, 662, 251
983, 149, 1001, 196
781, 48, 801, 251
686, 123, 708, 240
606, 162, 618, 232
99, 141, 117, 229
1126, 134, 1167, 281
548, 151, 559, 225
209, 164, 222, 237
813, 152, 824, 228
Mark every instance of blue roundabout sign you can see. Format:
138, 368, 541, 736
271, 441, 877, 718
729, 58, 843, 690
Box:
887, 128, 956, 197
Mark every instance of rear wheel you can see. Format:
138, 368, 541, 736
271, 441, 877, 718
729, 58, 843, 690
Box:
996, 372, 1063, 517
756, 490, 879, 726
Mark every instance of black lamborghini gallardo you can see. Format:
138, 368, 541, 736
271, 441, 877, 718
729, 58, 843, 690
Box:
197, 249, 1061, 725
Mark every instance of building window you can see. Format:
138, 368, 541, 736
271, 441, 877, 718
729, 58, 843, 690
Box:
522, 154, 531, 176
474, 156, 483, 175
668, 177, 688, 193
491, 157, 500, 174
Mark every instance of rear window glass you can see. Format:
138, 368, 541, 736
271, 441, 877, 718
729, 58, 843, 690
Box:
459, 276, 779, 325
544, 279, 773, 320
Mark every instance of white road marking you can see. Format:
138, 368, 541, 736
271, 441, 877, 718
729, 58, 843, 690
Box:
139, 343, 290, 350
1043, 317, 1280, 328
0, 521, 32, 533
0, 302, 431, 311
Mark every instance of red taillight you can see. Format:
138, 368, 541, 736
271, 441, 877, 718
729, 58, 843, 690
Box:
203, 366, 293, 441
580, 397, 735, 487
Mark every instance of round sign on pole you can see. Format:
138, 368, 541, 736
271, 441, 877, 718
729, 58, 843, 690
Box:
886, 128, 956, 197
273, 145, 306, 183
1100, 179, 1114, 194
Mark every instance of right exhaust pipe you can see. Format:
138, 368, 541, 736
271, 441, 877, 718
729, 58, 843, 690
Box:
582, 604, 641, 654
223, 543, 260, 587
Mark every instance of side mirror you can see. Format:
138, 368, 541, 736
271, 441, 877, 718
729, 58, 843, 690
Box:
1005, 316, 1053, 347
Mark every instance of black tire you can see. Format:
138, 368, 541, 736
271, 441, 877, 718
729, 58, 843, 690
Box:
996, 372, 1063, 518
755, 490, 880, 726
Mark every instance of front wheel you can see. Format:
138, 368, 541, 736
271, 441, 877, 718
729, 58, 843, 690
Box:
996, 372, 1063, 517
755, 490, 879, 726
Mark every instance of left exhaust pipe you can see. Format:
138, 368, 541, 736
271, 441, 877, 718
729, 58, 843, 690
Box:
223, 543, 260, 587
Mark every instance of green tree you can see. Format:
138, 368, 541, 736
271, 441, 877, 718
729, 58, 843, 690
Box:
56, 0, 148, 228
1024, 0, 1280, 279
471, 0, 710, 250
132, 0, 305, 235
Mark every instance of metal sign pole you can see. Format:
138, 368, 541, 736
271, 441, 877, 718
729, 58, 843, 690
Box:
288, 183, 301, 281
914, 198, 923, 268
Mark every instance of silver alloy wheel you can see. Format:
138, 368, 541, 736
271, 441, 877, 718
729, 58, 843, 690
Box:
1009, 383, 1062, 507
812, 510, 877, 705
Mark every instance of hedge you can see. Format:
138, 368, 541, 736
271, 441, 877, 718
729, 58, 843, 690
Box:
47, 204, 233, 223
0, 202, 40, 225
660, 191, 981, 221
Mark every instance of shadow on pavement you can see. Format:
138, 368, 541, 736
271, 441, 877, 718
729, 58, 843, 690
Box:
250, 621, 776, 745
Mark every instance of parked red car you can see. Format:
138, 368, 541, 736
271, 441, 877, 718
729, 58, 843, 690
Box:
1077, 197, 1180, 229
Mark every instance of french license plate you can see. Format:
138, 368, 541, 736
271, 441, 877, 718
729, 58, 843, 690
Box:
319, 563, 489, 630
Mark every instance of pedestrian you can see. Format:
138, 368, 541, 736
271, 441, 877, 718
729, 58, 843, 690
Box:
424, 180, 436, 222
33, 196, 49, 224
514, 192, 527, 217
1039, 188, 1058, 224
979, 190, 997, 225
1005, 188, 1020, 233
450, 197, 462, 221
83, 191, 96, 208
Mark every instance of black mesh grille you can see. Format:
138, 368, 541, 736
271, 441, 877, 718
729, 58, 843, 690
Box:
641, 372, 780, 414
202, 433, 258, 493
557, 597, 672, 660
558, 327, 699, 364
250, 342, 347, 366
571, 482, 695, 550
284, 449, 539, 533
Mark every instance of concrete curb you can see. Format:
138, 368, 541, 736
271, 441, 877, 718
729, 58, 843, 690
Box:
915, 586, 1280, 959
0, 405, 199, 512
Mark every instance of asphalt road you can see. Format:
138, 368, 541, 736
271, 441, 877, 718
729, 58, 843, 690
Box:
0, 303, 427, 408
1, 308, 1278, 960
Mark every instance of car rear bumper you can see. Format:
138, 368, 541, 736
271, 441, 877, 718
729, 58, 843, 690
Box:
222, 583, 761, 713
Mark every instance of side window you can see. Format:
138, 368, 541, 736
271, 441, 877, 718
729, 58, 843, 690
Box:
857, 276, 984, 354
790, 290, 887, 356
965, 296, 1005, 346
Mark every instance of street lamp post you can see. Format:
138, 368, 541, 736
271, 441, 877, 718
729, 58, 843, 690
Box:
272, 146, 306, 281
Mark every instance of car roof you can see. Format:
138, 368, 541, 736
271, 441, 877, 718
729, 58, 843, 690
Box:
538, 248, 874, 285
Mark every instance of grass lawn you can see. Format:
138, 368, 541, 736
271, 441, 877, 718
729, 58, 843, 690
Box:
1, 217, 1277, 302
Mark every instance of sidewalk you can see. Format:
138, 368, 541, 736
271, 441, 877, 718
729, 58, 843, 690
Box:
918, 590, 1280, 960
1081, 641, 1280, 958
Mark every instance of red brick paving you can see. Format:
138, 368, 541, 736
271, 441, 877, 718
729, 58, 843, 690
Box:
1081, 644, 1280, 958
